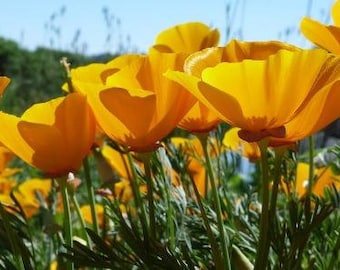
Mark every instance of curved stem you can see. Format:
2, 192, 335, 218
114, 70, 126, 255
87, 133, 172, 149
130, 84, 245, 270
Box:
254, 139, 270, 270
71, 194, 92, 248
197, 133, 231, 270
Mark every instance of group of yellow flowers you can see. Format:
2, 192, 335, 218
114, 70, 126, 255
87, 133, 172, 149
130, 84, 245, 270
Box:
0, 0, 340, 269
0, 2, 339, 187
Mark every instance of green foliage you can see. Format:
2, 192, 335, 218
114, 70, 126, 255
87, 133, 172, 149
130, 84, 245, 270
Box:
0, 37, 115, 115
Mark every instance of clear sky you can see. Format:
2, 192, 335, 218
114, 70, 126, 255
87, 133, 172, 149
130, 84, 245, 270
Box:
0, 0, 334, 55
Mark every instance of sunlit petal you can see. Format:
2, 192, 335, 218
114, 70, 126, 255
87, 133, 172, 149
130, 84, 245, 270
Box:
332, 0, 340, 26
300, 17, 340, 54
150, 22, 219, 53
0, 93, 96, 176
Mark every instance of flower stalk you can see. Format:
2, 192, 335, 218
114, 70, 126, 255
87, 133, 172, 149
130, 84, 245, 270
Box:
139, 151, 157, 239
58, 176, 74, 270
254, 139, 270, 270
197, 133, 231, 270
83, 157, 99, 235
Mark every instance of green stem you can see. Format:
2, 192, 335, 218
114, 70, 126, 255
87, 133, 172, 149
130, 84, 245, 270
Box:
197, 133, 231, 270
307, 136, 315, 197
159, 160, 175, 250
126, 151, 149, 240
305, 136, 315, 223
83, 157, 99, 235
269, 148, 285, 222
189, 174, 224, 270
140, 152, 156, 239
254, 139, 270, 270
58, 177, 74, 270
71, 194, 92, 249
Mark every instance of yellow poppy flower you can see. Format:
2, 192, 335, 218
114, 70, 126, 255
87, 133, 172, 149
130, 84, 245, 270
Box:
80, 204, 105, 227
13, 178, 52, 218
223, 127, 260, 161
300, 0, 340, 54
0, 146, 13, 170
150, 22, 221, 132
63, 54, 141, 93
50, 261, 58, 270
0, 76, 10, 96
283, 163, 340, 198
101, 144, 132, 179
0, 177, 16, 195
167, 45, 340, 144
166, 39, 299, 133
171, 136, 226, 195
0, 93, 96, 177
149, 22, 219, 53
72, 53, 196, 152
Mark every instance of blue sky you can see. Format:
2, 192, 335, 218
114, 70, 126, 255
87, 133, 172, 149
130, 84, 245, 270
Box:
0, 0, 334, 55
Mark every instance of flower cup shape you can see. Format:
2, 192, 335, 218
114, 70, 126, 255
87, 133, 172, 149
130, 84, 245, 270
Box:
150, 22, 222, 133
0, 93, 96, 177
166, 45, 340, 145
165, 39, 300, 134
301, 0, 340, 54
71, 52, 196, 152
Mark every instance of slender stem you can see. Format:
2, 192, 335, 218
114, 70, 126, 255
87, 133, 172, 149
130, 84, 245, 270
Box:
269, 148, 285, 222
158, 159, 175, 250
58, 176, 74, 270
140, 152, 156, 239
307, 136, 315, 196
189, 174, 224, 270
71, 194, 92, 248
254, 139, 270, 270
197, 133, 231, 270
83, 157, 99, 234
305, 136, 315, 222
126, 151, 149, 240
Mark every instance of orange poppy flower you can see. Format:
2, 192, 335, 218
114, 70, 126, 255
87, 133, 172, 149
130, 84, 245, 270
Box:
101, 144, 132, 180
166, 44, 340, 145
300, 0, 340, 54
0, 93, 96, 177
166, 39, 299, 133
80, 204, 105, 227
170, 136, 224, 196
13, 178, 52, 218
283, 163, 340, 198
71, 52, 196, 152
